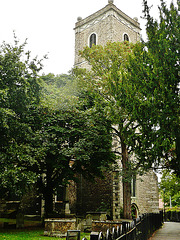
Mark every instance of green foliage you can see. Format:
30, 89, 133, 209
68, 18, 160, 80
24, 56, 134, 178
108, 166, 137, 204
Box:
75, 0, 179, 218
0, 36, 115, 216
76, 41, 141, 219
131, 205, 137, 219
124, 0, 179, 174
96, 201, 111, 213
41, 73, 73, 88
76, 41, 152, 172
29, 73, 114, 215
160, 170, 180, 207
0, 35, 43, 198
24, 103, 114, 181
40, 73, 79, 109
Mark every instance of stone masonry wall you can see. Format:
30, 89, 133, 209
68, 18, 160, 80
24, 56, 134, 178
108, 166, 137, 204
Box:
74, 4, 140, 69
92, 220, 122, 232
136, 171, 159, 214
75, 172, 113, 217
44, 219, 76, 237
118, 169, 159, 215
74, 16, 113, 67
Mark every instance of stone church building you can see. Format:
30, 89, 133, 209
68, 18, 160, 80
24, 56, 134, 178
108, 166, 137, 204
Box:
60, 0, 159, 220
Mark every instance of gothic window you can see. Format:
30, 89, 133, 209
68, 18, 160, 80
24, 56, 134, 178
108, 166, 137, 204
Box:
131, 175, 136, 197
124, 33, 129, 41
131, 203, 138, 218
89, 33, 96, 48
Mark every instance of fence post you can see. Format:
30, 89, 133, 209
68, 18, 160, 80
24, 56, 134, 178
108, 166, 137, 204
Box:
112, 227, 117, 240
106, 229, 111, 240
122, 222, 127, 240
122, 222, 126, 235
98, 232, 104, 240
133, 218, 136, 240
139, 215, 143, 240
145, 213, 149, 239
160, 210, 163, 226
117, 226, 120, 238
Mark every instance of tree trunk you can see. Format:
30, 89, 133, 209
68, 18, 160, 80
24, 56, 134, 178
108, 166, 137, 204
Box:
121, 140, 132, 219
122, 178, 132, 219
44, 186, 54, 217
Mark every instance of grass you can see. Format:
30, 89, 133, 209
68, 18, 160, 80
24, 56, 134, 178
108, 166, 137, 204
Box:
0, 218, 42, 223
0, 218, 90, 240
0, 229, 91, 240
0, 218, 16, 223
0, 218, 42, 228
0, 229, 45, 240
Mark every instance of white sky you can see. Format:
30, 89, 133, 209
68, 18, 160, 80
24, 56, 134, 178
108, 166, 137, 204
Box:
0, 0, 177, 75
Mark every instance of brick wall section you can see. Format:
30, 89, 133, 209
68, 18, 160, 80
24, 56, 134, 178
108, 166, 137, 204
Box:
68, 180, 77, 213
75, 172, 113, 217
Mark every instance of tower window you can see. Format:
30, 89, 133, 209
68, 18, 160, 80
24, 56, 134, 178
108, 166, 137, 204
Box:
131, 175, 136, 197
124, 34, 129, 41
89, 33, 96, 48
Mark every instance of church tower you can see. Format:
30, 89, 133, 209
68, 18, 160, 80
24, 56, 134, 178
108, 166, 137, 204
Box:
71, 1, 159, 220
74, 0, 141, 68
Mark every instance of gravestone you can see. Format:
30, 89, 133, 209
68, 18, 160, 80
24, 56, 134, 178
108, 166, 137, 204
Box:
16, 213, 24, 229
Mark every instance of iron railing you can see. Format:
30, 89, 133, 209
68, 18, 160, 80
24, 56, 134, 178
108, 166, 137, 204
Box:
90, 211, 163, 240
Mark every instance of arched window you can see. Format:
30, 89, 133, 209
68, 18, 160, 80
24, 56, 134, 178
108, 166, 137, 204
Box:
131, 203, 139, 218
89, 33, 96, 48
131, 175, 136, 197
124, 33, 129, 41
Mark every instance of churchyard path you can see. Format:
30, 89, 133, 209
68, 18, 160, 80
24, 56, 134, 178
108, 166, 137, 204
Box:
148, 222, 180, 240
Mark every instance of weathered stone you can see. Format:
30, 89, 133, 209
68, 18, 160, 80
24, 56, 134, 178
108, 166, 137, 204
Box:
44, 219, 76, 237
16, 213, 24, 229
74, 3, 141, 69
92, 220, 123, 233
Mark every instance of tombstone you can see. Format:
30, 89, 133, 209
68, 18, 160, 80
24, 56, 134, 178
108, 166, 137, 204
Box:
85, 214, 92, 232
100, 212, 107, 221
90, 232, 99, 240
66, 230, 80, 240
16, 213, 24, 229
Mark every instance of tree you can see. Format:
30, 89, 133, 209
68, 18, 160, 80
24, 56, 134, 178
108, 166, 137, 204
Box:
40, 75, 115, 216
75, 41, 150, 219
75, 0, 179, 218
0, 35, 43, 199
160, 170, 180, 207
124, 0, 179, 175
41, 73, 73, 88
21, 100, 114, 216
0, 40, 115, 217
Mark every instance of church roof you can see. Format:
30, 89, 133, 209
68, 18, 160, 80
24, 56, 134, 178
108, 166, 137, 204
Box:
74, 2, 141, 32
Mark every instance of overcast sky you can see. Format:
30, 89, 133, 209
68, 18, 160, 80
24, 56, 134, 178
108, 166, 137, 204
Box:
0, 0, 177, 75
